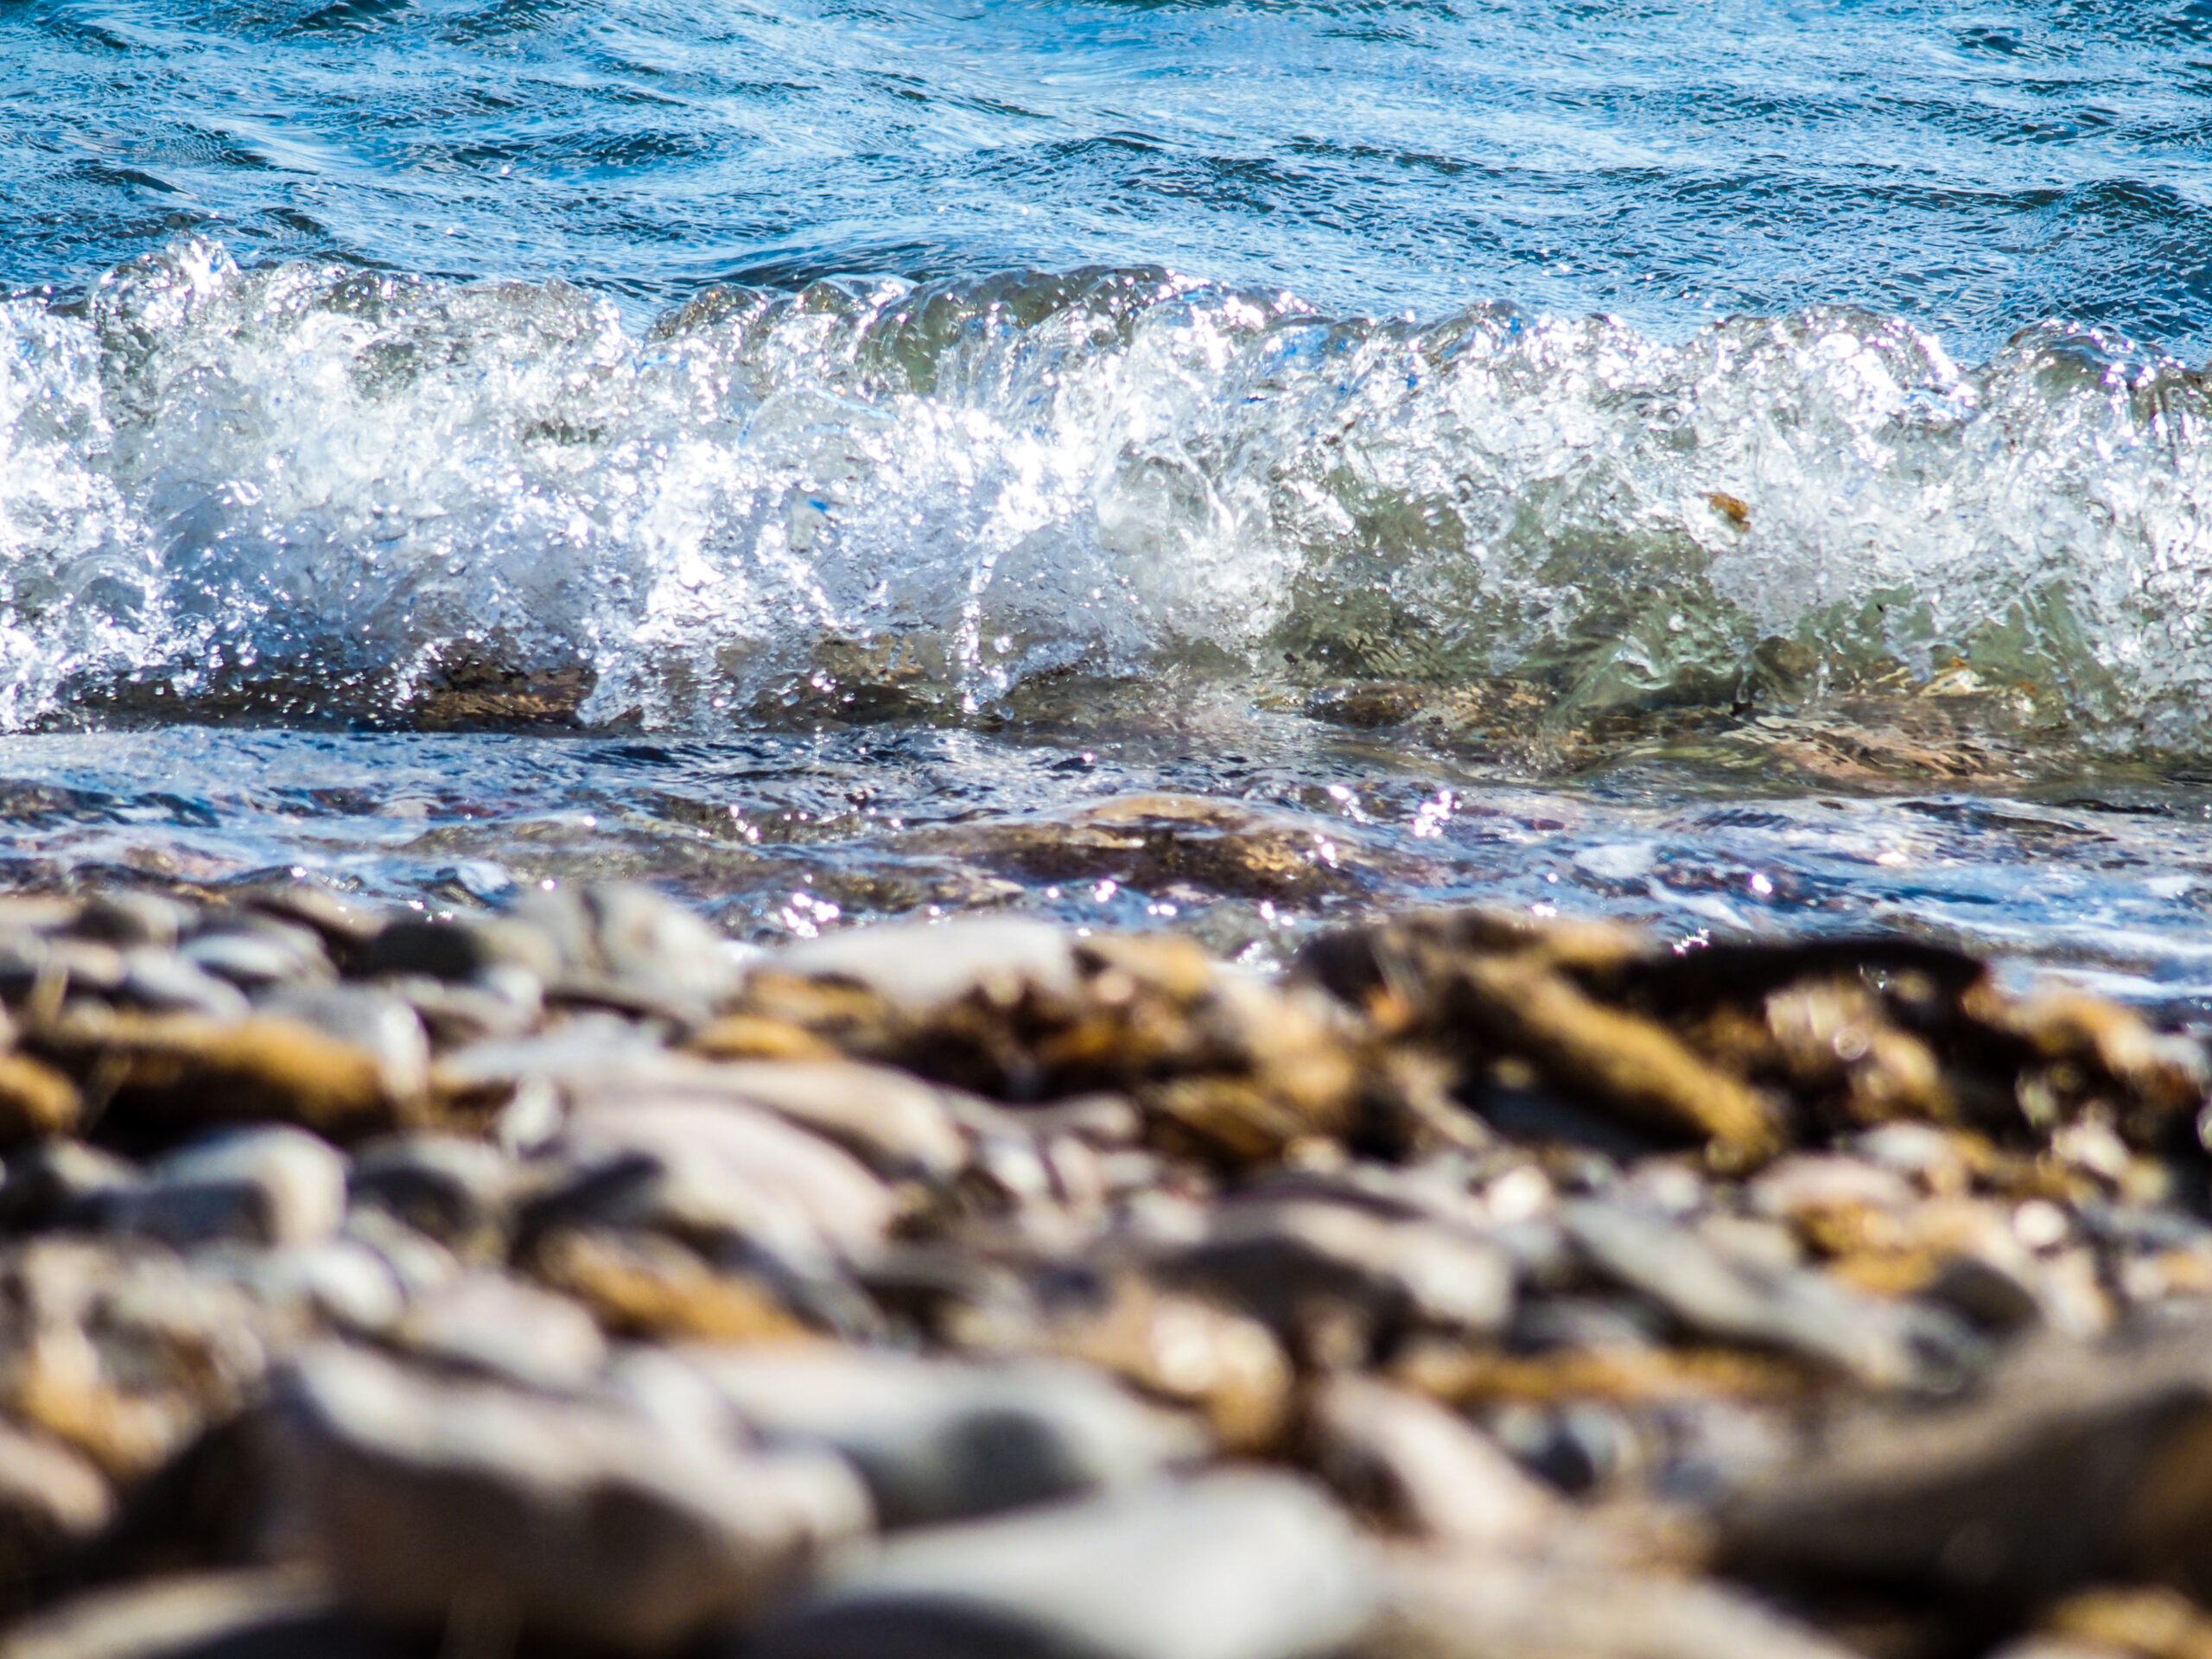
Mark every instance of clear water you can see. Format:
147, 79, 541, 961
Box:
7, 0, 2212, 995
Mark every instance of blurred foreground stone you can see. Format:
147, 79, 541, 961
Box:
0, 886, 2209, 1659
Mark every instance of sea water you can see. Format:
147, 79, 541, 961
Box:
5, 0, 2212, 1000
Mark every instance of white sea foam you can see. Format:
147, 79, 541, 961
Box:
3, 239, 2208, 747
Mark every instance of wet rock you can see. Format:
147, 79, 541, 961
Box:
1562, 1200, 1981, 1389
1154, 1198, 1513, 1363
1304, 1374, 1564, 1546
278, 1343, 869, 1650
1718, 1312, 2212, 1611
746, 1471, 1376, 1659
1, 1568, 396, 1659
1362, 1549, 1859, 1659
347, 1133, 517, 1256
106, 1127, 347, 1250
387, 1270, 607, 1390
680, 1346, 1202, 1527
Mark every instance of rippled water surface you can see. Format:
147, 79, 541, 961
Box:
6, 0, 2212, 988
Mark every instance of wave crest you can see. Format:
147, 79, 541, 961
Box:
3, 239, 2208, 753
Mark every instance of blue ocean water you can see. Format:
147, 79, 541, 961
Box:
9, 0, 2212, 354
6, 0, 2212, 991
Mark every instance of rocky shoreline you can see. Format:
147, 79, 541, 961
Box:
2, 885, 2211, 1659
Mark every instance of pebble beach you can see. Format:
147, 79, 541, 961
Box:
1, 883, 2210, 1659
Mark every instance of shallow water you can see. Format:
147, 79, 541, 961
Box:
6, 0, 2212, 990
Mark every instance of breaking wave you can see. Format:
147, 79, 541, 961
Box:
3, 239, 2209, 752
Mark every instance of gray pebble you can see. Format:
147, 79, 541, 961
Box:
108, 1127, 346, 1249
680, 1347, 1203, 1528
746, 1472, 1374, 1659
279, 1343, 870, 1650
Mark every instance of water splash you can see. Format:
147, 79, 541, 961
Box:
3, 240, 2209, 753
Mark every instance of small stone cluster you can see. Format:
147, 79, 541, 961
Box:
3, 886, 2212, 1659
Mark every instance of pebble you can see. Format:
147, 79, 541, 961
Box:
746, 1471, 1376, 1659
0, 890, 2205, 1659
1304, 1374, 1563, 1546
679, 1346, 1204, 1526
347, 1131, 518, 1255
767, 913, 1078, 1009
390, 1269, 607, 1389
1364, 1550, 1861, 1659
1157, 1198, 1514, 1362
278, 1342, 871, 1649
543, 1094, 897, 1263
106, 1126, 347, 1249
2, 1568, 384, 1659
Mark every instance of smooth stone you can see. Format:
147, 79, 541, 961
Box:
563, 881, 744, 1007
1156, 1199, 1514, 1358
767, 914, 1078, 1009
1306, 1375, 1563, 1548
544, 1095, 896, 1263
278, 1344, 870, 1651
1747, 1154, 1918, 1219
348, 1134, 518, 1255
1, 1569, 399, 1659
588, 1058, 970, 1184
680, 1347, 1203, 1527
118, 950, 252, 1022
182, 925, 334, 992
70, 894, 192, 950
383, 970, 542, 1046
1561, 1201, 1981, 1389
338, 1208, 463, 1302
35, 1007, 415, 1141
1363, 1550, 1861, 1659
1718, 1312, 2212, 1609
193, 1238, 409, 1333
391, 1270, 607, 1391
353, 913, 563, 984
429, 1014, 664, 1106
254, 986, 431, 1107
108, 1126, 346, 1249
744, 1472, 1376, 1659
